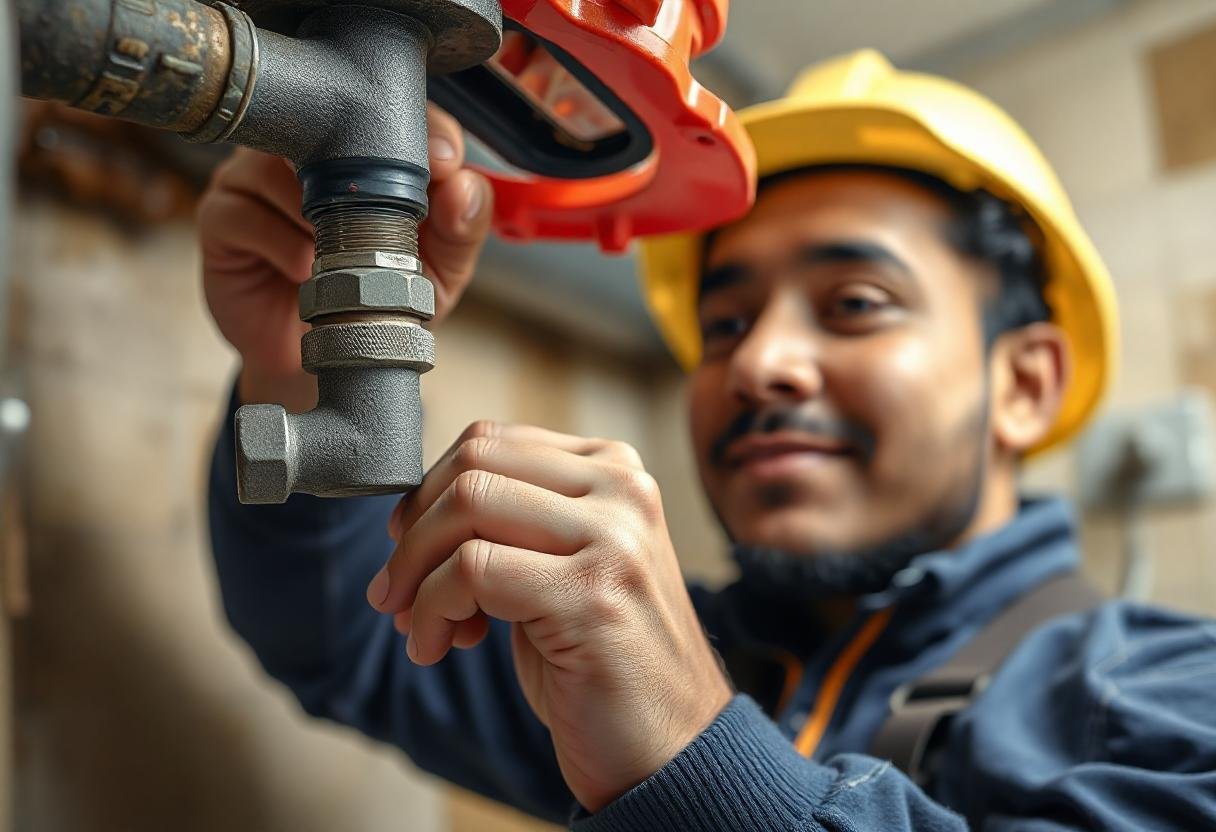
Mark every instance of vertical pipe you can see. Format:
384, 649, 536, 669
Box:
1, 0, 13, 354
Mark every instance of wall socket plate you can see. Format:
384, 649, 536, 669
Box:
1076, 389, 1216, 511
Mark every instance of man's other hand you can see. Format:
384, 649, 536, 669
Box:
198, 104, 493, 412
369, 423, 734, 813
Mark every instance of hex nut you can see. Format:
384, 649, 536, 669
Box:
301, 320, 436, 373
235, 404, 292, 504
299, 268, 435, 321
311, 250, 422, 276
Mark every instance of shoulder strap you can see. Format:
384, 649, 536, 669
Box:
869, 572, 1103, 785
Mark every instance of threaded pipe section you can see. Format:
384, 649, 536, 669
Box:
314, 205, 420, 257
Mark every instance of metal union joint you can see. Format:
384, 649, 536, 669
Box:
223, 0, 501, 504
235, 214, 440, 504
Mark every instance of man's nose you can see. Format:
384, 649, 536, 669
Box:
726, 301, 823, 406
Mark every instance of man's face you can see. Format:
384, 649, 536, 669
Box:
690, 170, 996, 556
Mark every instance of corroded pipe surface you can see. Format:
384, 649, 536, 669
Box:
229, 0, 501, 73
16, 0, 235, 134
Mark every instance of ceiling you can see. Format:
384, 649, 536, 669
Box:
704, 0, 1056, 100
472, 0, 1128, 359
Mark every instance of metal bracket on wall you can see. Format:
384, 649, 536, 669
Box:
1077, 390, 1216, 511
1076, 389, 1216, 600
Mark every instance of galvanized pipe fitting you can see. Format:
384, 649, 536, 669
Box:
228, 6, 430, 169
231, 1, 500, 504
237, 367, 427, 501
15, 0, 503, 503
235, 202, 439, 503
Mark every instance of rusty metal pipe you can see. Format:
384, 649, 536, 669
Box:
16, 0, 241, 136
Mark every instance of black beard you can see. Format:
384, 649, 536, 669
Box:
732, 496, 977, 604
730, 397, 991, 607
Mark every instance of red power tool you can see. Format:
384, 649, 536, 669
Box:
431, 0, 756, 252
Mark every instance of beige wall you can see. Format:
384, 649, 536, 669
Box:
955, 0, 1216, 615
9, 201, 447, 831
1, 194, 726, 831
4, 197, 687, 831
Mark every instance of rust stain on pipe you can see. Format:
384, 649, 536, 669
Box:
17, 0, 233, 134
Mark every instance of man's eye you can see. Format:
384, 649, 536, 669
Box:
827, 288, 892, 318
837, 296, 881, 314
700, 316, 749, 343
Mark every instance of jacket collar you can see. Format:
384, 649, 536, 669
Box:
857, 496, 1080, 652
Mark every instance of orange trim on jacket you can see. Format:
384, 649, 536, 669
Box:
793, 608, 894, 758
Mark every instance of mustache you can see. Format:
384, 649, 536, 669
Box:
710, 407, 877, 467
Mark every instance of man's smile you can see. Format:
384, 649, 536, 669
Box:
724, 431, 858, 481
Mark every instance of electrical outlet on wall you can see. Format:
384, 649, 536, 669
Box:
1077, 389, 1216, 511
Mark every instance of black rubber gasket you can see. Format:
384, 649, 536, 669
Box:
427, 20, 654, 180
299, 157, 430, 220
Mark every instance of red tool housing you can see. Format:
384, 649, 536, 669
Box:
484, 0, 756, 252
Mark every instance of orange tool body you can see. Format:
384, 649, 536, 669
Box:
484, 0, 756, 252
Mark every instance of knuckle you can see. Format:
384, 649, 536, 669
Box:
453, 436, 496, 472
450, 470, 480, 509
608, 529, 649, 575
455, 539, 495, 584
586, 586, 628, 625
606, 440, 644, 469
568, 558, 630, 623
615, 466, 662, 507
460, 420, 500, 443
451, 468, 497, 511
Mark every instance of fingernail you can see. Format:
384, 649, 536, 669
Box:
429, 136, 456, 162
406, 634, 419, 662
367, 566, 390, 608
462, 176, 484, 223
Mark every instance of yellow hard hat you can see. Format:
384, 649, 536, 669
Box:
638, 49, 1118, 453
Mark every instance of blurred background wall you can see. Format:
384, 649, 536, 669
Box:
2, 0, 1216, 829
957, 0, 1216, 613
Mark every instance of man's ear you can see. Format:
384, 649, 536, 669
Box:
988, 322, 1072, 454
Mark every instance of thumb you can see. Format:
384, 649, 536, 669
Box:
420, 169, 494, 323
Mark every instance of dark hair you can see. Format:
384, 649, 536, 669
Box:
738, 164, 1054, 345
